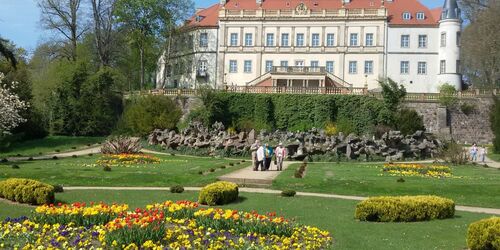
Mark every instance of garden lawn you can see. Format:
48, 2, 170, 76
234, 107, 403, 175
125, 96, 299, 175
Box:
0, 190, 494, 250
273, 163, 500, 208
488, 147, 500, 162
0, 154, 245, 187
0, 136, 104, 157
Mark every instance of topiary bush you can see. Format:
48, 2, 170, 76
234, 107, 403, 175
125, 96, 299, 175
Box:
52, 184, 64, 193
467, 217, 500, 250
355, 195, 455, 222
281, 190, 296, 197
0, 178, 55, 205
198, 181, 239, 206
170, 185, 184, 193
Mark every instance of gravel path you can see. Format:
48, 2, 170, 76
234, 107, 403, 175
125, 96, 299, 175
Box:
5, 147, 102, 162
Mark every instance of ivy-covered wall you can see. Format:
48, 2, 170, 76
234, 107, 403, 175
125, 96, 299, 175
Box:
203, 93, 389, 134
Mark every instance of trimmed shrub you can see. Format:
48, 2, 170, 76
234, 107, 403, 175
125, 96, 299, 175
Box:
11, 165, 20, 169
0, 178, 55, 205
467, 217, 500, 250
198, 181, 239, 206
394, 108, 425, 135
103, 165, 112, 171
170, 185, 185, 193
52, 184, 64, 193
281, 190, 296, 197
355, 195, 455, 222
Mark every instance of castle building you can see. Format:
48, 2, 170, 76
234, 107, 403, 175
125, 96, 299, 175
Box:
157, 0, 462, 93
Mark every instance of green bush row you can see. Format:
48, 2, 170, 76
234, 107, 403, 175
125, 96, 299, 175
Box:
0, 178, 55, 205
467, 217, 500, 250
198, 181, 239, 206
355, 195, 455, 222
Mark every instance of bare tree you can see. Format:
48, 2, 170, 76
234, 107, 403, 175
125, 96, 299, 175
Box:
461, 1, 500, 87
90, 0, 116, 67
458, 0, 490, 22
38, 0, 86, 61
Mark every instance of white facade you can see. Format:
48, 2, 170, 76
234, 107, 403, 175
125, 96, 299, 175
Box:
157, 0, 463, 93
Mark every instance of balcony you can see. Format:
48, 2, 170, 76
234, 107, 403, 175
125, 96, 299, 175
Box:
272, 66, 326, 75
219, 8, 387, 20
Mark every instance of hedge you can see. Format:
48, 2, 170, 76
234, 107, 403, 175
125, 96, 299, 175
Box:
355, 195, 455, 222
467, 217, 500, 250
0, 178, 55, 205
198, 181, 239, 206
202, 93, 389, 134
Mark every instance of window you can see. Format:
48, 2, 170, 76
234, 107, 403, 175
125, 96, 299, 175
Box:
311, 61, 319, 68
229, 60, 237, 73
440, 32, 446, 47
265, 60, 273, 72
401, 35, 410, 48
418, 62, 427, 75
416, 12, 425, 20
365, 33, 374, 46
281, 33, 289, 47
312, 33, 320, 47
326, 61, 334, 73
266, 33, 274, 47
245, 33, 253, 46
456, 32, 461, 46
295, 60, 304, 67
349, 61, 357, 74
402, 12, 411, 20
198, 60, 207, 73
199, 33, 208, 47
400, 61, 409, 74
280, 61, 288, 67
350, 33, 358, 46
440, 60, 446, 74
244, 60, 252, 73
230, 33, 238, 46
418, 35, 427, 48
296, 33, 304, 46
364, 61, 373, 74
326, 33, 335, 47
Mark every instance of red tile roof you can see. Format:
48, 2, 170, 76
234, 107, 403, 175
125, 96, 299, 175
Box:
222, 0, 441, 26
186, 4, 220, 28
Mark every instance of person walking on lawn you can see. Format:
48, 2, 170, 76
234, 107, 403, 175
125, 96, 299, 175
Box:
275, 143, 286, 171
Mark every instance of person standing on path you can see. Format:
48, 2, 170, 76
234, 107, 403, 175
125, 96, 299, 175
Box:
471, 143, 478, 162
275, 143, 286, 171
250, 140, 260, 171
256, 144, 265, 171
264, 143, 274, 171
479, 146, 487, 163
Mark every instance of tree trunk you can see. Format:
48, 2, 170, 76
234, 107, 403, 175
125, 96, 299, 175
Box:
140, 45, 145, 90
161, 35, 172, 88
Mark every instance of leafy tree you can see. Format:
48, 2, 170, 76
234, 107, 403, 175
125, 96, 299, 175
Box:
0, 37, 17, 69
378, 77, 407, 111
118, 95, 182, 136
394, 109, 425, 136
439, 84, 458, 108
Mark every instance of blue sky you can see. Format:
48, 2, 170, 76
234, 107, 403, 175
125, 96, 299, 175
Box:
0, 0, 442, 52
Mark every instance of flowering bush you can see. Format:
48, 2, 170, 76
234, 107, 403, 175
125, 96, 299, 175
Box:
467, 217, 500, 250
382, 163, 452, 178
0, 178, 54, 205
355, 195, 455, 222
0, 200, 332, 249
0, 72, 28, 135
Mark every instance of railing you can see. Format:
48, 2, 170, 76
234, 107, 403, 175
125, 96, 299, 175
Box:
128, 88, 499, 100
272, 66, 325, 75
221, 8, 386, 19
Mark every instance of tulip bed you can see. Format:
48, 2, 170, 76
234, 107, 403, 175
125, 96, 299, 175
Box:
0, 200, 332, 249
382, 163, 453, 178
98, 154, 161, 165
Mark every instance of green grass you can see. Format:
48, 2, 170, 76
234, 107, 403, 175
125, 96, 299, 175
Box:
0, 154, 246, 187
273, 163, 500, 208
488, 146, 500, 162
0, 190, 494, 250
0, 136, 104, 157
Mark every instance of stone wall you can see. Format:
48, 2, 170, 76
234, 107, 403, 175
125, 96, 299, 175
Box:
405, 98, 494, 145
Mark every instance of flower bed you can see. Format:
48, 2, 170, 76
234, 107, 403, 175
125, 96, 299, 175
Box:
382, 163, 452, 178
98, 153, 161, 165
1, 200, 332, 249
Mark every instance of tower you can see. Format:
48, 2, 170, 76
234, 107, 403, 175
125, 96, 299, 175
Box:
437, 0, 462, 91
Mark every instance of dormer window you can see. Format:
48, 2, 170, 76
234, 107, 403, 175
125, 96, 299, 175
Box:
402, 12, 411, 20
416, 12, 425, 20
195, 16, 204, 22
